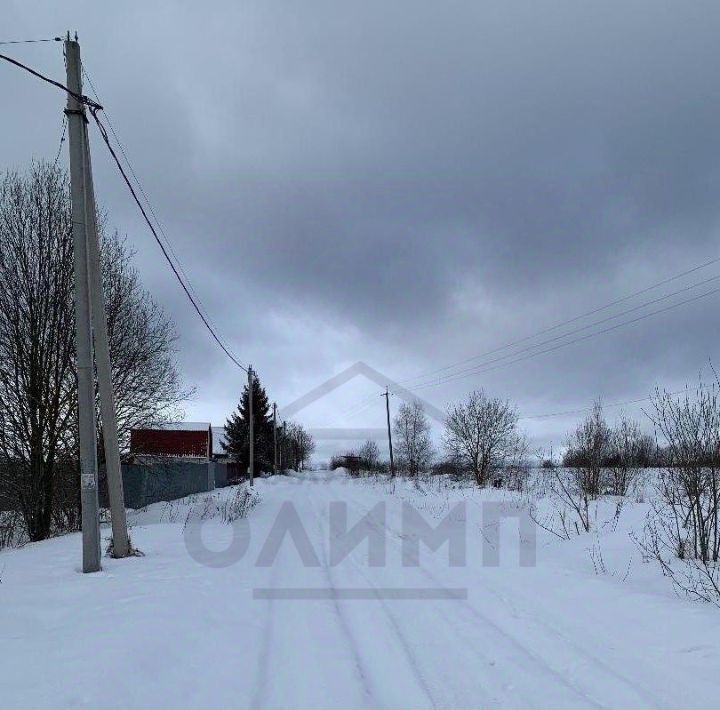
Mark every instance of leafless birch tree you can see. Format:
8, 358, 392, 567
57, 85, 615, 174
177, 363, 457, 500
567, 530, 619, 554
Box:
393, 401, 434, 476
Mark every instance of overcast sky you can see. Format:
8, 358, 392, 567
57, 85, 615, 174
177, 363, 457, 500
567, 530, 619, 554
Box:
4, 1, 720, 458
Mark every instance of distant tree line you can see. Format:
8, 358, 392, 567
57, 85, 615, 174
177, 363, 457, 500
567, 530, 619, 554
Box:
327, 387, 689, 489
561, 419, 660, 470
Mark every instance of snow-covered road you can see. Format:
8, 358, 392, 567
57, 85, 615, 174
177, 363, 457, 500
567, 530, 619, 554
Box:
2, 471, 719, 708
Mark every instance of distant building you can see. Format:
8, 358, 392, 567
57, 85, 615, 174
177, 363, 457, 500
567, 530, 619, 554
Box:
130, 422, 212, 459
211, 426, 228, 459
339, 454, 363, 475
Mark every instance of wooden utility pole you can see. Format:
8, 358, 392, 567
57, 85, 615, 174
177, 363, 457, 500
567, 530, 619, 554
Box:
273, 402, 278, 475
65, 36, 101, 572
248, 366, 254, 487
383, 387, 395, 477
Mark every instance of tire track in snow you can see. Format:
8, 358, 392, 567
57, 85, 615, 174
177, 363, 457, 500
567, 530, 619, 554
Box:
466, 568, 673, 710
310, 485, 444, 710
322, 482, 576, 707
341, 546, 480, 709
360, 494, 667, 709
304, 485, 377, 708
340, 494, 610, 709
251, 484, 372, 709
249, 546, 280, 710
462, 493, 672, 708
434, 492, 672, 709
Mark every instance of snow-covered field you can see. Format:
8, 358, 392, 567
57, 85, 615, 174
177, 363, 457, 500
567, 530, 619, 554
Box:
1, 470, 719, 709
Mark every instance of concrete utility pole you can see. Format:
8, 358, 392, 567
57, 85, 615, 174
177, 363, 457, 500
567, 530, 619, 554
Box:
383, 387, 395, 477
65, 37, 101, 572
248, 366, 254, 486
80, 93, 130, 559
273, 402, 278, 475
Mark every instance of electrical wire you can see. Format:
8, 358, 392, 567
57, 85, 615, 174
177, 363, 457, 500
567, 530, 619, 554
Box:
410, 284, 720, 392
0, 37, 62, 45
0, 51, 101, 109
339, 261, 720, 413
338, 284, 720, 421
407, 273, 720, 390
51, 115, 67, 170
398, 255, 720, 388
520, 382, 713, 421
5, 48, 719, 399
0, 49, 250, 374
341, 393, 383, 420
329, 274, 720, 419
89, 108, 249, 373
81, 67, 241, 362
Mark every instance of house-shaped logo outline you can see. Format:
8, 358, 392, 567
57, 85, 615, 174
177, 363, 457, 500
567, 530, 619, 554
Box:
279, 361, 444, 441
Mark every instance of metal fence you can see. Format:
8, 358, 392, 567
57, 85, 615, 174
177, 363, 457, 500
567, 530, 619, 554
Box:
98, 459, 236, 510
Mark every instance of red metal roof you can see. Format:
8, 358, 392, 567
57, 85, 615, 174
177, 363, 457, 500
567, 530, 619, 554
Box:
130, 425, 211, 458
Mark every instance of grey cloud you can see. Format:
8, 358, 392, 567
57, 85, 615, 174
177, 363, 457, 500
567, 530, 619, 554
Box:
4, 0, 720, 451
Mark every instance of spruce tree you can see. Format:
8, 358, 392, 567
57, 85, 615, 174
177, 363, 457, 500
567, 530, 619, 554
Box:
223, 373, 274, 473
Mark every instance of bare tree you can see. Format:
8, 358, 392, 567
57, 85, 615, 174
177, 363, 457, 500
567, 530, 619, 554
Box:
547, 467, 593, 536
444, 390, 523, 486
608, 413, 645, 497
541, 401, 612, 537
358, 439, 381, 472
0, 163, 187, 542
0, 164, 76, 541
536, 406, 645, 538
563, 400, 611, 498
393, 401, 434, 476
284, 422, 315, 471
641, 382, 720, 604
503, 437, 531, 491
101, 233, 187, 446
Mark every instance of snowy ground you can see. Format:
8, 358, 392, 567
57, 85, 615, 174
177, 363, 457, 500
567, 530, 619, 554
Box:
1, 470, 720, 709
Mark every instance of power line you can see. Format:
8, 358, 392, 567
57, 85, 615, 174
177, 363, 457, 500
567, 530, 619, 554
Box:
520, 382, 713, 421
81, 67, 241, 362
410, 285, 720, 392
340, 383, 707, 429
0, 49, 249, 374
4, 48, 718, 403
398, 254, 720, 388
89, 108, 249, 373
339, 392, 382, 419
336, 272, 720, 419
342, 285, 720, 421
339, 258, 720, 413
340, 393, 388, 423
0, 51, 101, 109
408, 273, 720, 390
51, 115, 67, 170
521, 396, 654, 420
342, 375, 712, 429
0, 37, 62, 45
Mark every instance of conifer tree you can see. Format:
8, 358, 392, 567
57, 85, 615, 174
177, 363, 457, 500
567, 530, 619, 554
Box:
223, 372, 274, 473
